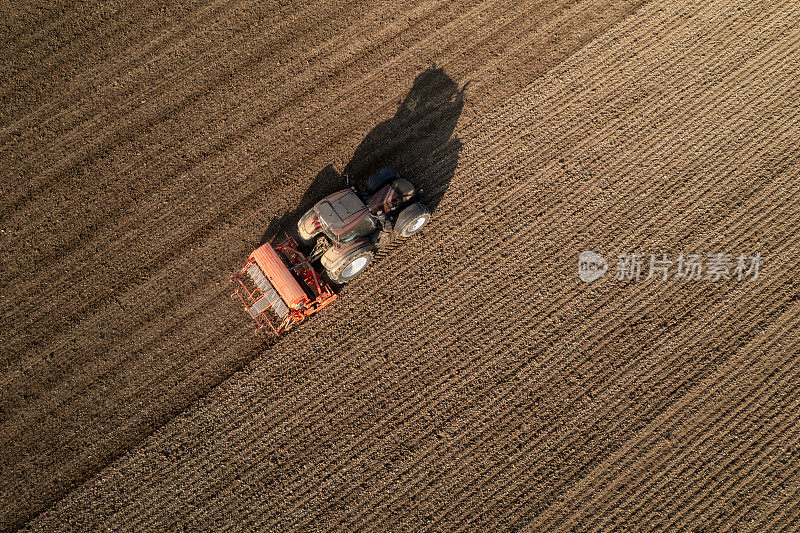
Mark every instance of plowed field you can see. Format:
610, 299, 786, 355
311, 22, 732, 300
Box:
2, 0, 799, 529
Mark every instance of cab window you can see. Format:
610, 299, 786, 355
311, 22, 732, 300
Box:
340, 216, 376, 242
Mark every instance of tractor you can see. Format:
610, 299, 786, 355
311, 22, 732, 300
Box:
297, 167, 430, 282
231, 167, 429, 334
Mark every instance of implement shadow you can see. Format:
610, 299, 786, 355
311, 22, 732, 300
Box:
262, 66, 466, 245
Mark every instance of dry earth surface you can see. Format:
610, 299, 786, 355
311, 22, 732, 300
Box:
2, 0, 799, 530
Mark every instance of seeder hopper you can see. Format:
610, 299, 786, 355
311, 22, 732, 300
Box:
231, 235, 337, 335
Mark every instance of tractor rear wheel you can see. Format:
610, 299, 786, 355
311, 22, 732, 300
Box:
394, 202, 430, 237
324, 243, 375, 283
297, 207, 320, 244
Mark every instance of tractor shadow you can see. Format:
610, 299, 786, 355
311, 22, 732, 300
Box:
261, 66, 466, 245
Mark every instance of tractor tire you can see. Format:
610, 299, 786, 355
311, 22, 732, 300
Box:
297, 207, 321, 244
324, 242, 375, 283
394, 202, 430, 237
366, 167, 398, 193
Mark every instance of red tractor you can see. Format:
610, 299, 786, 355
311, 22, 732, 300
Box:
231, 167, 430, 334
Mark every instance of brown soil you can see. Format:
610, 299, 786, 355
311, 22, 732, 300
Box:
2, 0, 799, 529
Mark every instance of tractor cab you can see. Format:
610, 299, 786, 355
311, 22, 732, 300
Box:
316, 189, 376, 244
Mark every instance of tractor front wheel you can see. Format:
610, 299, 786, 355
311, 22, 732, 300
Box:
394, 202, 430, 237
366, 167, 398, 193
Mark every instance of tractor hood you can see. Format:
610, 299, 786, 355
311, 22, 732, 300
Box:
315, 189, 368, 237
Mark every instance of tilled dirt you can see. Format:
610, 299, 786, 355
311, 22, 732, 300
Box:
2, 0, 799, 530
